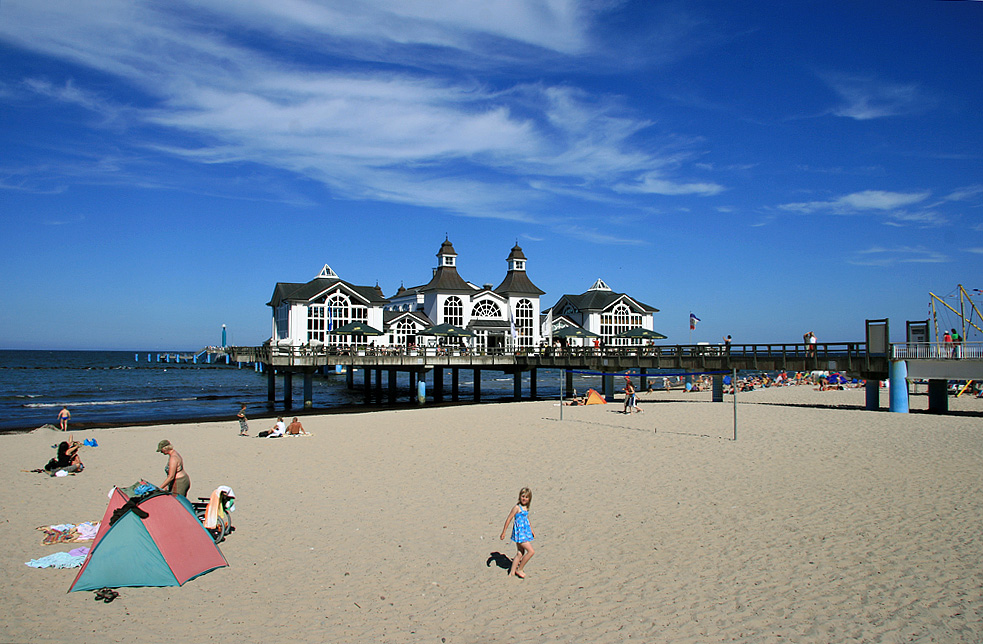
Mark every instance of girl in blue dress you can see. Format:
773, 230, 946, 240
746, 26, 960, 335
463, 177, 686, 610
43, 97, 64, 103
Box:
499, 487, 535, 578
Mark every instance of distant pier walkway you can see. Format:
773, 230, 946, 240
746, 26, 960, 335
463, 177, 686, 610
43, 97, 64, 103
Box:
214, 341, 983, 414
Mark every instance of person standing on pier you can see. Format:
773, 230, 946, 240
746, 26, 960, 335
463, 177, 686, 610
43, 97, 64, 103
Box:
58, 407, 71, 431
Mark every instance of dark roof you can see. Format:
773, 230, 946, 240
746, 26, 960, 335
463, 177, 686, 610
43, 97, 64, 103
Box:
494, 270, 545, 296
267, 277, 389, 307
438, 239, 457, 257
418, 266, 474, 293
548, 290, 658, 314
507, 243, 526, 261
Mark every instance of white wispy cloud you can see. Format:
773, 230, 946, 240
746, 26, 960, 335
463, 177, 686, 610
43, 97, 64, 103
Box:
780, 190, 931, 214
0, 0, 719, 240
848, 246, 949, 267
822, 73, 936, 120
614, 172, 724, 196
945, 185, 983, 202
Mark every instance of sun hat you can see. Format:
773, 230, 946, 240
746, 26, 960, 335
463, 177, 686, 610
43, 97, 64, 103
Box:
156, 439, 172, 452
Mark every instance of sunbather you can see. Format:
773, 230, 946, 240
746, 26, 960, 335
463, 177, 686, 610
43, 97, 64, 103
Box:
44, 440, 83, 476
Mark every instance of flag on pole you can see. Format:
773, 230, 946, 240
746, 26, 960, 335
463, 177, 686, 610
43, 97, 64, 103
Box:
541, 309, 553, 343
689, 313, 701, 330
509, 307, 518, 341
327, 306, 334, 332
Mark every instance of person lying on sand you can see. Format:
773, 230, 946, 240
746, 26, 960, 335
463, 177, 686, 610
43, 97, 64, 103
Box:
286, 417, 310, 435
259, 417, 286, 438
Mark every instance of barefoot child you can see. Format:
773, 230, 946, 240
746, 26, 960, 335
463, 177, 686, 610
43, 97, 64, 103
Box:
500, 487, 536, 578
237, 403, 249, 436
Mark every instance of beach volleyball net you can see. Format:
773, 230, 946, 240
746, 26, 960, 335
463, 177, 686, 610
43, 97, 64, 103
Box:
555, 368, 740, 441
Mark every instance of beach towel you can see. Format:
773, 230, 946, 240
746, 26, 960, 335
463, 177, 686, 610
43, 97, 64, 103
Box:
38, 521, 101, 545
203, 486, 236, 529
26, 551, 88, 569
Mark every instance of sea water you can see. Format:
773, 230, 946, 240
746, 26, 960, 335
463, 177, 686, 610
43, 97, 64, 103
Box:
0, 350, 610, 433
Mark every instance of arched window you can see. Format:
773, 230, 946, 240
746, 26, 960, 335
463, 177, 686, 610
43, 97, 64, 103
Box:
389, 319, 418, 346
444, 296, 463, 326
325, 293, 368, 345
515, 299, 534, 348
471, 300, 502, 318
600, 302, 642, 345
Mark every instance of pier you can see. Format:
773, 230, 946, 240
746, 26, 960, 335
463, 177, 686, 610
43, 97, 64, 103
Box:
208, 339, 973, 413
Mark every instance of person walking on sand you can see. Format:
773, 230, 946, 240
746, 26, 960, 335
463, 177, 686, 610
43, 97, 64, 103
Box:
623, 378, 641, 414
237, 403, 249, 436
157, 439, 190, 497
58, 406, 71, 431
500, 487, 535, 578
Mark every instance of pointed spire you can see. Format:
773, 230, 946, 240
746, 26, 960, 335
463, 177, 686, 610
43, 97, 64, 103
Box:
317, 264, 338, 279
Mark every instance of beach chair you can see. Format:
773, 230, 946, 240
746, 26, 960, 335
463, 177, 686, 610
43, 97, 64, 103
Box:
190, 487, 236, 544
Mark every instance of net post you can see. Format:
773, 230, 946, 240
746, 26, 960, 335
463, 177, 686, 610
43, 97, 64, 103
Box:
559, 369, 564, 421
732, 368, 738, 441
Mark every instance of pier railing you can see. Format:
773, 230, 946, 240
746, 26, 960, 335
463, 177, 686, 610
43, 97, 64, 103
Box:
225, 341, 871, 372
892, 342, 983, 360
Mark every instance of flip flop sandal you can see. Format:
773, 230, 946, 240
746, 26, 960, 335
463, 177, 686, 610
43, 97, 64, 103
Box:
103, 590, 119, 603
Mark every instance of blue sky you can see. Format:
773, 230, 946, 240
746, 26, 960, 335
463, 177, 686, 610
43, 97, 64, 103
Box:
1, 0, 981, 350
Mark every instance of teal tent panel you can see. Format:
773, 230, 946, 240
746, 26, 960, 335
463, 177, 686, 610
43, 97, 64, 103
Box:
70, 512, 179, 591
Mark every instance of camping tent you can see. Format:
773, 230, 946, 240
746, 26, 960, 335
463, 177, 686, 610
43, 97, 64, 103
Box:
584, 388, 607, 404
69, 487, 228, 592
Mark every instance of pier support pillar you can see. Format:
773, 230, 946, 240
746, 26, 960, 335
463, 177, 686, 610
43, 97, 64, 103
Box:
640, 368, 649, 392
566, 370, 574, 397
602, 372, 615, 402
473, 369, 481, 402
267, 368, 276, 402
388, 370, 397, 404
928, 379, 949, 414
711, 374, 723, 402
451, 368, 459, 402
865, 380, 880, 411
346, 367, 354, 390
284, 372, 293, 409
434, 367, 444, 402
530, 368, 537, 399
303, 372, 313, 409
363, 366, 371, 398
409, 371, 417, 401
375, 369, 383, 397
888, 360, 909, 413
513, 370, 522, 401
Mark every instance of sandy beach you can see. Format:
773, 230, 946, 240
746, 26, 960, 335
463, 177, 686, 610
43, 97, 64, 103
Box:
3, 385, 983, 643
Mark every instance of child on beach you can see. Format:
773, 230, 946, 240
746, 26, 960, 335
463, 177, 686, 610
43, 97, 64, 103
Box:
237, 403, 248, 436
499, 487, 536, 578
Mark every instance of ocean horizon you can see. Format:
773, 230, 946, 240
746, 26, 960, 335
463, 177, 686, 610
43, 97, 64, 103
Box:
0, 349, 607, 433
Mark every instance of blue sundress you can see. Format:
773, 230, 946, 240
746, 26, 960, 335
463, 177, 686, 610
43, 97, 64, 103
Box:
511, 506, 534, 543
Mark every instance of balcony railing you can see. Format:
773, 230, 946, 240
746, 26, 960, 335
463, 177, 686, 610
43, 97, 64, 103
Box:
892, 342, 983, 360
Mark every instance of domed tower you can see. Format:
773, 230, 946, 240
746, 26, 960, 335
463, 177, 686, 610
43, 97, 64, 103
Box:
495, 243, 544, 348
